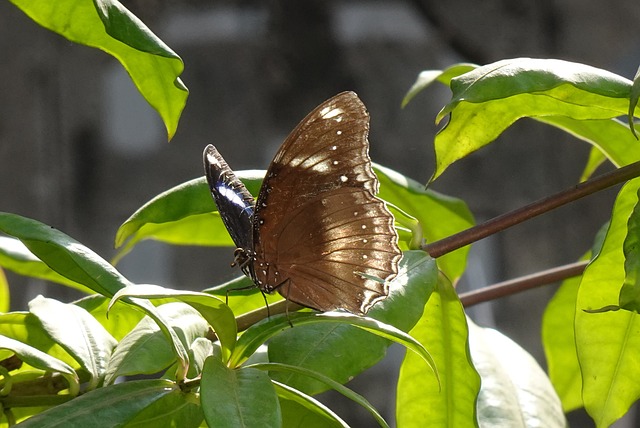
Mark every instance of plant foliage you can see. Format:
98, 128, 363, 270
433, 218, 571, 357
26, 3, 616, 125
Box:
3, 1, 640, 427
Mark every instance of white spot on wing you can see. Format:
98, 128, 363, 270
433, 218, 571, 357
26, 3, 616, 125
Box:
320, 107, 344, 119
218, 185, 246, 206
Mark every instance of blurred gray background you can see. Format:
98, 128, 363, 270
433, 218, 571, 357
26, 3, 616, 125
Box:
2, 0, 639, 426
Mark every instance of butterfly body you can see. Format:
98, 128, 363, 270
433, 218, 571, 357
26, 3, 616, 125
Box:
204, 92, 401, 315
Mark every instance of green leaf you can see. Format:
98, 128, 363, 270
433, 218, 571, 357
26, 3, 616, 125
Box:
255, 312, 438, 394
629, 65, 640, 138
204, 275, 285, 317
123, 387, 203, 427
581, 146, 608, 183
113, 174, 262, 262
534, 117, 640, 180
0, 311, 77, 369
541, 260, 586, 412
73, 295, 145, 341
114, 165, 470, 279
201, 356, 281, 427
16, 379, 181, 427
267, 318, 386, 395
109, 283, 237, 362
0, 335, 79, 397
619, 188, 640, 311
469, 320, 566, 427
432, 58, 636, 180
29, 296, 117, 389
129, 298, 193, 380
575, 178, 640, 427
0, 267, 8, 313
104, 302, 209, 385
266, 252, 437, 394
396, 275, 480, 427
402, 64, 478, 108
187, 337, 215, 378
0, 236, 93, 294
368, 251, 437, 330
375, 165, 474, 281
273, 381, 349, 428
9, 0, 188, 139
250, 362, 389, 428
0, 212, 132, 297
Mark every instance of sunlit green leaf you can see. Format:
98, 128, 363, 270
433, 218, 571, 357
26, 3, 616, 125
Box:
29, 296, 116, 389
432, 58, 636, 180
535, 117, 640, 180
251, 362, 389, 428
201, 356, 281, 427
0, 212, 131, 297
375, 165, 474, 281
541, 260, 586, 412
114, 166, 471, 281
104, 302, 208, 385
402, 63, 477, 108
203, 274, 284, 318
73, 295, 144, 341
187, 337, 215, 378
0, 335, 79, 397
109, 283, 237, 361
629, 66, 640, 138
0, 236, 93, 294
16, 379, 180, 427
273, 381, 349, 427
0, 267, 8, 312
469, 320, 566, 427
123, 386, 202, 427
113, 174, 262, 262
266, 307, 439, 395
266, 252, 436, 394
397, 275, 480, 427
0, 311, 77, 369
619, 188, 640, 311
575, 178, 640, 426
9, 0, 188, 139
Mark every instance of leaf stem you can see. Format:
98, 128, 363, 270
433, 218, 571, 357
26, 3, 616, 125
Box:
423, 160, 640, 258
459, 260, 588, 307
234, 300, 303, 333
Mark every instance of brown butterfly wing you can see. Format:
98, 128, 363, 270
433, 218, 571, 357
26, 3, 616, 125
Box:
251, 91, 401, 314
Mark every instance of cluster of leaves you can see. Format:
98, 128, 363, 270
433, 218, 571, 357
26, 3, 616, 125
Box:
2, 1, 640, 427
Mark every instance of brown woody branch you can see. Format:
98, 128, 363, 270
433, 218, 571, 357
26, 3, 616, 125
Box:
459, 260, 588, 307
422, 160, 640, 258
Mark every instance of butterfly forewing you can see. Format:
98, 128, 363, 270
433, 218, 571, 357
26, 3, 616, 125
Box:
251, 92, 402, 314
256, 92, 379, 214
203, 145, 255, 250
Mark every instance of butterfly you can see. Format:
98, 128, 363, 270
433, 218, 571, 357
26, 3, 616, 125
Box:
203, 91, 401, 315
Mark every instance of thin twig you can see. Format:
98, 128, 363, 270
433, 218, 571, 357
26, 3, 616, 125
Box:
423, 160, 640, 258
459, 260, 588, 307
